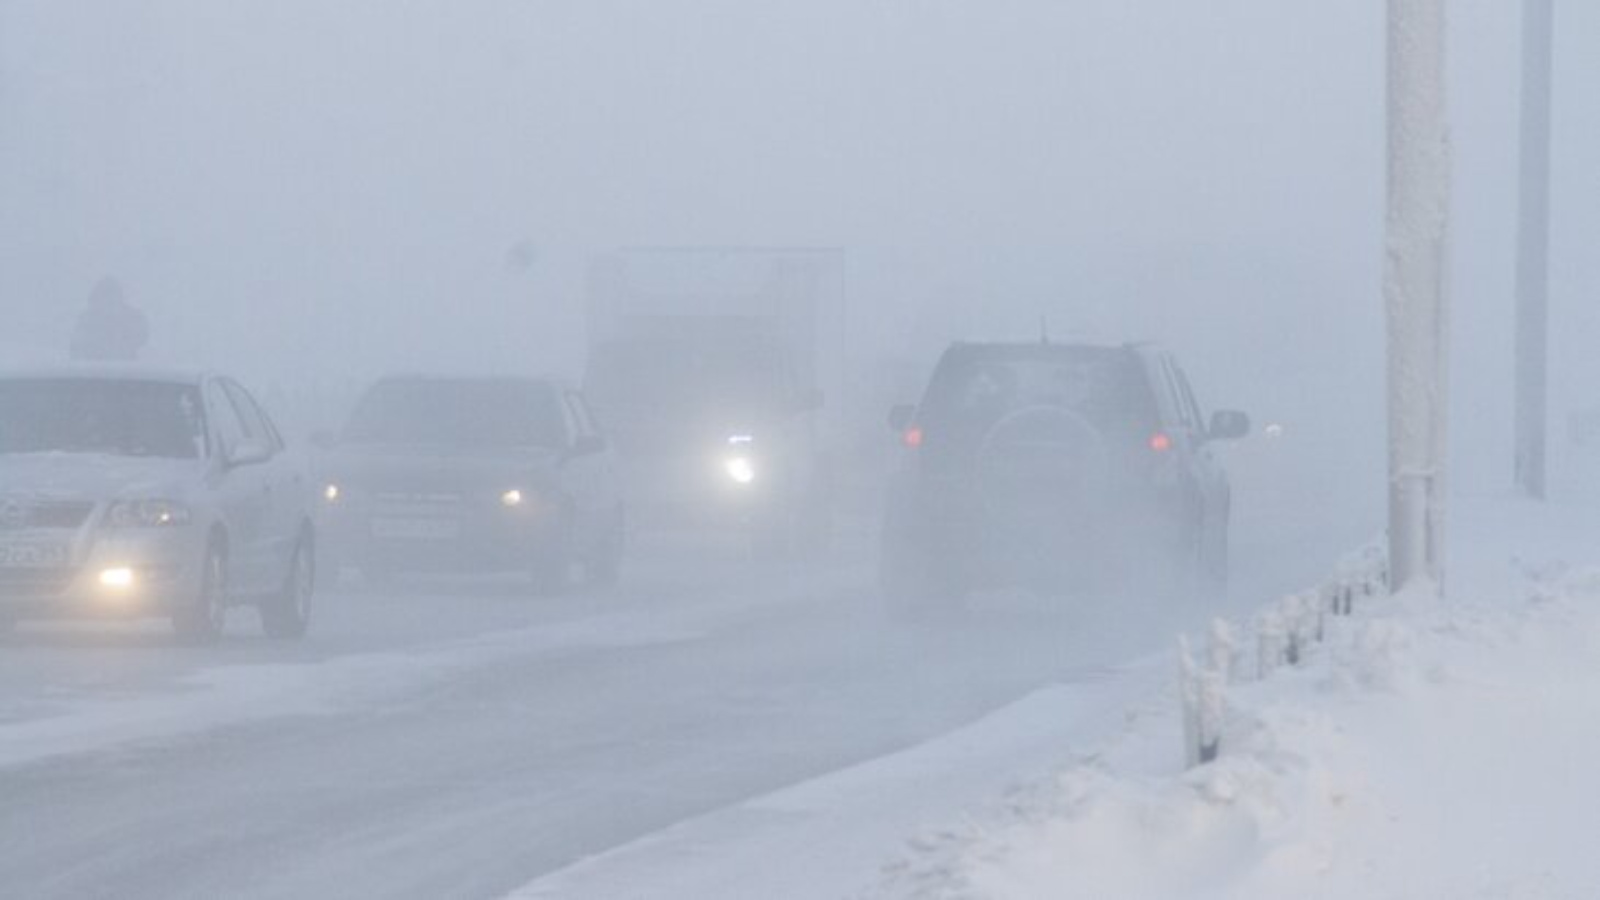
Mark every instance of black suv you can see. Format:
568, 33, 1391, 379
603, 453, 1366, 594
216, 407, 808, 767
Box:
880, 342, 1248, 609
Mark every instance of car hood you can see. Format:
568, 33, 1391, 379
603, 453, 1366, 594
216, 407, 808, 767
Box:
0, 453, 200, 502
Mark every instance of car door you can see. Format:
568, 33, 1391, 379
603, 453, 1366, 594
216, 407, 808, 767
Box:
1164, 357, 1230, 524
223, 380, 303, 583
205, 379, 274, 594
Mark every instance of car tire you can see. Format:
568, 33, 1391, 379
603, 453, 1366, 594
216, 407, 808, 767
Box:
1158, 516, 1221, 598
315, 544, 343, 592
529, 522, 572, 596
261, 535, 313, 640
1202, 521, 1230, 590
173, 542, 228, 644
583, 509, 625, 590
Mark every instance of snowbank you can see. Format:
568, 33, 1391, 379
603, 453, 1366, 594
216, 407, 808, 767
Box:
507, 668, 1167, 900
889, 529, 1600, 897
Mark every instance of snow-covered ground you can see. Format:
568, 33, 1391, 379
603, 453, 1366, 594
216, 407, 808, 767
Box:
10, 475, 1575, 900
874, 495, 1600, 899
0, 476, 1360, 899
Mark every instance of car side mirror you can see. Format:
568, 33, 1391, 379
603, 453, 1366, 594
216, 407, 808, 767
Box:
309, 430, 337, 450
227, 439, 274, 468
887, 404, 916, 433
1208, 410, 1251, 441
567, 434, 607, 459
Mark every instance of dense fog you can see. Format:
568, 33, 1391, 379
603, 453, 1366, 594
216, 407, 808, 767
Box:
1, 3, 1598, 897
4, 2, 1593, 494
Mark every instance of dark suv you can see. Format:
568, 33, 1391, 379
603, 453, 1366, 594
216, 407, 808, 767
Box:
880, 342, 1248, 609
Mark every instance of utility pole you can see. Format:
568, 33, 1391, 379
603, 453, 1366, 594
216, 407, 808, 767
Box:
1515, 0, 1554, 499
1385, 0, 1452, 595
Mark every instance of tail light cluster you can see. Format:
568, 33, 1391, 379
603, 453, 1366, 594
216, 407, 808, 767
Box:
901, 426, 1175, 455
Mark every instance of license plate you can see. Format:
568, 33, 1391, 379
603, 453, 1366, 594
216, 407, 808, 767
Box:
370, 518, 460, 540
0, 541, 70, 569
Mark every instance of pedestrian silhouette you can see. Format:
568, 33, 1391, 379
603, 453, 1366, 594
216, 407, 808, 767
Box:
69, 277, 148, 362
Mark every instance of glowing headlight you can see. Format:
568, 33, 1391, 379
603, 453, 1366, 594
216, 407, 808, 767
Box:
99, 567, 136, 589
501, 489, 525, 508
107, 500, 191, 528
323, 484, 341, 503
725, 457, 756, 485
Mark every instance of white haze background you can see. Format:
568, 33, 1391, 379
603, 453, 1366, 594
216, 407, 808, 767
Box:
1, 0, 1597, 498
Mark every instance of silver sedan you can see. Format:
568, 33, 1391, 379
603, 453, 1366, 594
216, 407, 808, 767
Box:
0, 366, 315, 641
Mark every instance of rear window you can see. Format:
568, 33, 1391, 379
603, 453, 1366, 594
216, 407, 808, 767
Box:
919, 346, 1156, 441
0, 378, 206, 459
343, 380, 566, 449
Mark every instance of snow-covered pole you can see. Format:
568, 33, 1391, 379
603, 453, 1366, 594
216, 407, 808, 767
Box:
1385, 0, 1452, 596
1515, 0, 1554, 501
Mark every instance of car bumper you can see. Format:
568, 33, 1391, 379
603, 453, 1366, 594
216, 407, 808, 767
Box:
319, 503, 564, 574
888, 477, 1192, 585
0, 528, 205, 620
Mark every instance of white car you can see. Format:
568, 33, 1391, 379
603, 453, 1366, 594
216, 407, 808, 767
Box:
0, 366, 315, 641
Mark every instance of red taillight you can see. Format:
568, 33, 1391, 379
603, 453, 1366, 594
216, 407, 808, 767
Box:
903, 426, 925, 449
1149, 432, 1173, 453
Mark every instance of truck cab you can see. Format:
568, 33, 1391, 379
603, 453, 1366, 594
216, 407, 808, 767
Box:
584, 326, 830, 555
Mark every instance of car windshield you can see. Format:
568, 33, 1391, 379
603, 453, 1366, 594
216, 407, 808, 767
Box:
0, 378, 206, 459
585, 337, 786, 415
919, 347, 1156, 441
342, 380, 566, 449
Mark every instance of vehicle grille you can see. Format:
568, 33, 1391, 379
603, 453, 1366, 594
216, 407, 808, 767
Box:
0, 500, 95, 531
371, 492, 464, 516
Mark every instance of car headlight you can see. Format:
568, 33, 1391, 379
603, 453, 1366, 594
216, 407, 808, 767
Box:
107, 499, 192, 528
501, 488, 525, 508
323, 483, 341, 503
99, 567, 136, 588
723, 434, 757, 486
725, 456, 756, 485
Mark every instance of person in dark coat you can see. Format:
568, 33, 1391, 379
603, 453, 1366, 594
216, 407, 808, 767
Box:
69, 277, 149, 362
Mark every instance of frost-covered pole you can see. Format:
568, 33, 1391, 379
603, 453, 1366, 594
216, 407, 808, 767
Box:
1385, 0, 1451, 595
1515, 0, 1554, 500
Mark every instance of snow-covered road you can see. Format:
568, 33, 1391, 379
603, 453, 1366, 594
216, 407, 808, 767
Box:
0, 458, 1366, 899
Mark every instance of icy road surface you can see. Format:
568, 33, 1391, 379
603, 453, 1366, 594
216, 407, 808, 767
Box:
0, 449, 1364, 899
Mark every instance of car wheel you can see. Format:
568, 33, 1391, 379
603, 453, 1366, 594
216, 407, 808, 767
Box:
261, 536, 313, 640
584, 509, 625, 589
173, 542, 228, 644
1202, 519, 1230, 590
1159, 516, 1219, 597
529, 524, 572, 596
315, 545, 343, 592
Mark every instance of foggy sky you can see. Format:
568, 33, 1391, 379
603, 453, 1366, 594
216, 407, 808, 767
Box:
1, 0, 1596, 492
